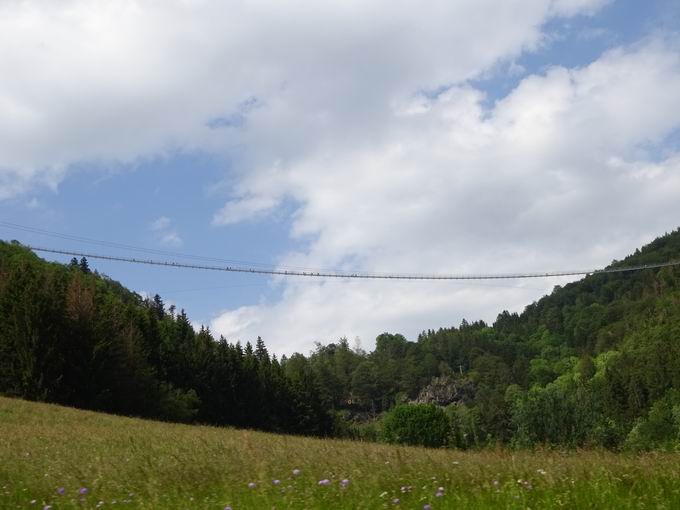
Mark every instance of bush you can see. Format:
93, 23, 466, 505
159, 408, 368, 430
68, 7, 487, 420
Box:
157, 385, 201, 423
446, 404, 482, 449
382, 403, 449, 448
624, 390, 680, 451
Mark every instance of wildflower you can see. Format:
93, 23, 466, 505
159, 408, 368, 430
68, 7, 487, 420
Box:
492, 480, 499, 487
57, 487, 65, 495
224, 506, 233, 510
435, 491, 444, 498
400, 485, 412, 493
248, 482, 257, 489
44, 506, 52, 510
30, 501, 36, 505
424, 505, 432, 510
273, 480, 281, 485
392, 498, 400, 504
79, 487, 89, 496
292, 469, 301, 476
536, 469, 547, 476
340, 479, 350, 488
318, 479, 331, 486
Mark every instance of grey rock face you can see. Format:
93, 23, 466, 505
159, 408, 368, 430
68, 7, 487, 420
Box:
414, 375, 476, 406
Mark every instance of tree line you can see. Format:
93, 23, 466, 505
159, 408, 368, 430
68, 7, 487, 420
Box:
0, 244, 330, 435
2, 228, 680, 450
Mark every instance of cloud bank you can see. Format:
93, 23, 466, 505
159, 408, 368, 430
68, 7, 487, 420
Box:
0, 0, 606, 194
212, 39, 680, 354
5, 1, 680, 355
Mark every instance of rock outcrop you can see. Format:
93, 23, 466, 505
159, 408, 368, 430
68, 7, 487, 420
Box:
414, 375, 476, 406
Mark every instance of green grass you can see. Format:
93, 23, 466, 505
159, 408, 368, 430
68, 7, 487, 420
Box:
2, 397, 680, 509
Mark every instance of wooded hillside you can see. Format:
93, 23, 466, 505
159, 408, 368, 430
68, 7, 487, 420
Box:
2, 229, 680, 449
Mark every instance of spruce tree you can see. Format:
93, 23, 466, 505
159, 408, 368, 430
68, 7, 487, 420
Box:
79, 257, 90, 274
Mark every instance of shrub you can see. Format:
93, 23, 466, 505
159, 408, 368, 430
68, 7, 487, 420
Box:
382, 403, 449, 448
446, 403, 482, 449
624, 390, 680, 451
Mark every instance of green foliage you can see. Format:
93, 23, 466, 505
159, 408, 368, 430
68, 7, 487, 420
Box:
446, 404, 482, 449
0, 241, 331, 436
382, 403, 449, 447
3, 226, 680, 449
157, 385, 201, 423
624, 390, 680, 451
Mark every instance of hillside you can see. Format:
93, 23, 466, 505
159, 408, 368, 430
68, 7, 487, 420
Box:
1, 229, 680, 449
306, 228, 680, 448
2, 396, 680, 509
0, 240, 330, 435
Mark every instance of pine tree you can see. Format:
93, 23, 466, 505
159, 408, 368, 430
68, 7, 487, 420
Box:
152, 294, 165, 319
79, 257, 90, 274
255, 336, 270, 365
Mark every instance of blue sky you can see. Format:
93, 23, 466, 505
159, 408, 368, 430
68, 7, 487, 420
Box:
0, 152, 293, 324
1, 0, 680, 354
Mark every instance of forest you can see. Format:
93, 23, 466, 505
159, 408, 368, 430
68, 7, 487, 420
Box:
1, 228, 680, 450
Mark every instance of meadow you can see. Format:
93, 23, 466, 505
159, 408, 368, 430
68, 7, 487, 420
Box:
2, 396, 680, 509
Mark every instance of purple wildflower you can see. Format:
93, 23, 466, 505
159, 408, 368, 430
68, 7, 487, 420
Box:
435, 491, 444, 498
224, 506, 232, 510
424, 505, 432, 510
318, 479, 331, 486
57, 487, 65, 495
44, 506, 52, 510
79, 487, 89, 496
340, 479, 350, 488
273, 479, 281, 485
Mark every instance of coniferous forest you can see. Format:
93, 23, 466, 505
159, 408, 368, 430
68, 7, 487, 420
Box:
2, 229, 680, 450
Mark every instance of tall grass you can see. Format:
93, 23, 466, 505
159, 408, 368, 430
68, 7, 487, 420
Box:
2, 396, 680, 509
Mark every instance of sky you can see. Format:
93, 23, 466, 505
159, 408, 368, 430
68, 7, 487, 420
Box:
1, 0, 680, 356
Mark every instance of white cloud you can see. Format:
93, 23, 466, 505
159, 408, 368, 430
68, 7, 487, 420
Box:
150, 216, 171, 231
550, 0, 611, 16
211, 39, 680, 355
160, 232, 183, 247
149, 216, 183, 247
0, 0, 606, 197
4, 0, 675, 357
213, 195, 281, 226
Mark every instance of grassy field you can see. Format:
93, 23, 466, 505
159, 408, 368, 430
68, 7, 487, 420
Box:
2, 397, 680, 509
